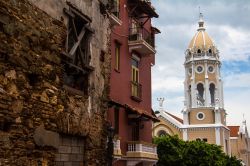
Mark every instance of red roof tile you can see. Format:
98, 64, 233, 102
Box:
108, 99, 159, 122
166, 112, 183, 124
228, 126, 240, 137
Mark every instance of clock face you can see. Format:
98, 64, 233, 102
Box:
198, 113, 203, 119
208, 66, 214, 73
196, 66, 203, 73
197, 112, 205, 120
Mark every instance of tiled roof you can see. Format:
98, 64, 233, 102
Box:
108, 99, 159, 122
166, 112, 183, 124
228, 126, 240, 137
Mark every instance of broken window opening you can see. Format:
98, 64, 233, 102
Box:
63, 6, 94, 95
188, 85, 192, 107
63, 64, 89, 95
209, 83, 215, 105
197, 83, 204, 100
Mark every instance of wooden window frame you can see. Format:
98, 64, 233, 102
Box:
114, 42, 121, 72
62, 5, 94, 96
131, 55, 142, 101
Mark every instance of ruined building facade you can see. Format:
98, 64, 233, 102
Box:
0, 0, 112, 165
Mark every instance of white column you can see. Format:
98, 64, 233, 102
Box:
215, 109, 221, 124
222, 128, 226, 152
204, 61, 209, 107
183, 111, 189, 125
191, 62, 196, 108
183, 129, 188, 141
215, 127, 221, 145
184, 78, 189, 108
221, 80, 224, 108
216, 62, 224, 108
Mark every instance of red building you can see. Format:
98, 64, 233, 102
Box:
107, 0, 160, 165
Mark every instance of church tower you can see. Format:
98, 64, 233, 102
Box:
182, 13, 230, 154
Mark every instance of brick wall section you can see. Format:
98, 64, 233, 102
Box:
55, 135, 85, 166
0, 0, 111, 165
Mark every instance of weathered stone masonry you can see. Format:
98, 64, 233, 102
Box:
0, 0, 111, 165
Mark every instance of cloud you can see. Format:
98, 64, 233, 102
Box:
224, 89, 250, 126
224, 73, 250, 88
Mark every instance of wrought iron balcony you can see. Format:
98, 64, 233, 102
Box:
106, 0, 122, 26
128, 27, 156, 55
131, 81, 142, 101
126, 141, 158, 160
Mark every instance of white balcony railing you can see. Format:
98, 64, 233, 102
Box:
127, 141, 158, 159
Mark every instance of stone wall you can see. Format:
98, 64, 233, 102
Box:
0, 0, 111, 165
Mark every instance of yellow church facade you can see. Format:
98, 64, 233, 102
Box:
153, 14, 250, 165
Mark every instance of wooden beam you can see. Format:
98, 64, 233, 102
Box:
71, 20, 79, 40
69, 26, 86, 56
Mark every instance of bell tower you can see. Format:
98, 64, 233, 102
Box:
182, 13, 230, 154
184, 13, 224, 110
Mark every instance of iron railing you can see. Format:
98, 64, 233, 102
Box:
110, 0, 120, 18
127, 141, 157, 154
129, 27, 155, 48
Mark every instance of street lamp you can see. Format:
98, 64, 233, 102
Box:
107, 124, 114, 166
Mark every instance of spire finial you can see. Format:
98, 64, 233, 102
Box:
197, 7, 205, 31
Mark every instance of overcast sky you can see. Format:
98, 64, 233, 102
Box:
151, 0, 250, 130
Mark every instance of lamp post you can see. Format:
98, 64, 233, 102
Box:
107, 124, 114, 166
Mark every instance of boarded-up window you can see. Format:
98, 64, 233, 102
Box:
63, 5, 94, 95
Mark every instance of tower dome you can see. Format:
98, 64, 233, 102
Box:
188, 13, 214, 50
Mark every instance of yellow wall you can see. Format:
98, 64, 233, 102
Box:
153, 119, 182, 138
189, 108, 215, 124
187, 128, 216, 144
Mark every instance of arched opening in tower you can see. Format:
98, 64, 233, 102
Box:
209, 83, 215, 105
197, 83, 204, 99
188, 85, 192, 107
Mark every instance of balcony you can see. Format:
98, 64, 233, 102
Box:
109, 0, 122, 26
113, 138, 122, 158
127, 0, 158, 18
125, 141, 158, 163
131, 81, 142, 102
128, 28, 156, 55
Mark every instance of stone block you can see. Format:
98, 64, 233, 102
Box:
55, 154, 60, 161
70, 154, 83, 162
60, 154, 70, 162
55, 161, 64, 166
71, 146, 80, 154
72, 162, 81, 166
33, 124, 59, 148
63, 162, 73, 166
58, 146, 71, 153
